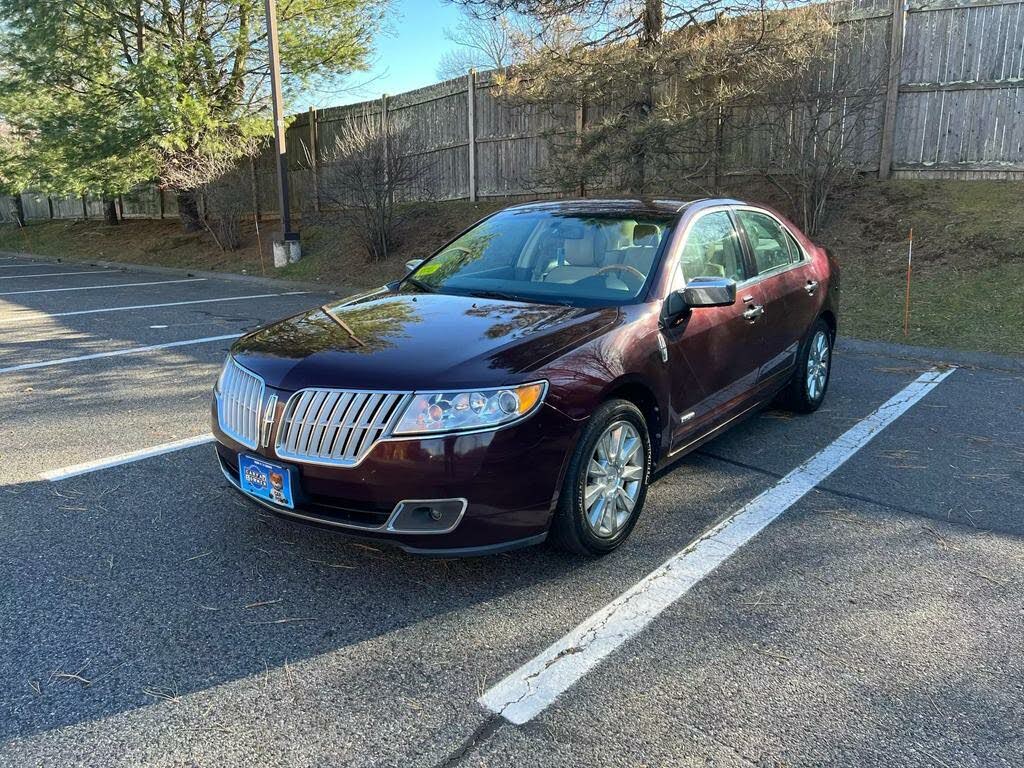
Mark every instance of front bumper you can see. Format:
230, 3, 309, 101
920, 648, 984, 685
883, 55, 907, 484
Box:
212, 397, 581, 554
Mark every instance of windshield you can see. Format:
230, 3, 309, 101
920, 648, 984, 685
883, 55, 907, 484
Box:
403, 209, 675, 306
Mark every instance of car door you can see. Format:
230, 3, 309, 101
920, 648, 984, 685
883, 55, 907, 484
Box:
661, 209, 768, 450
733, 208, 817, 384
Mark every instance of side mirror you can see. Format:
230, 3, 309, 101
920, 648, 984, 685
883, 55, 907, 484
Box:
662, 276, 738, 326
405, 258, 424, 274
681, 276, 737, 308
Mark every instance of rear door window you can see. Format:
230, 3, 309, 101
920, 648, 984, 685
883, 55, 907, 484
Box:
735, 210, 794, 275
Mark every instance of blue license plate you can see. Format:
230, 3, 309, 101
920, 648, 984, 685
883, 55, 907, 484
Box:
238, 454, 295, 509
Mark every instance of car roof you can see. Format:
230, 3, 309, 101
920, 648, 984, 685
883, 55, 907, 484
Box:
502, 197, 746, 218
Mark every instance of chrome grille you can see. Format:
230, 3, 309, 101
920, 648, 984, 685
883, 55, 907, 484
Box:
217, 359, 266, 449
275, 389, 408, 467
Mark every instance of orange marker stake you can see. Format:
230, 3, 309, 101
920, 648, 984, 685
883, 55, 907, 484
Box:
903, 228, 913, 337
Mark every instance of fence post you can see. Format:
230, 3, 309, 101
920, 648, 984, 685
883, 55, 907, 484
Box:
308, 106, 320, 214
249, 156, 262, 222
381, 93, 392, 213
468, 69, 477, 202
159, 187, 165, 219
878, 0, 907, 179
575, 96, 586, 197
81, 195, 89, 220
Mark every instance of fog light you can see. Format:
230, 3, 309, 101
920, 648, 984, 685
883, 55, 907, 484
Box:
388, 498, 467, 534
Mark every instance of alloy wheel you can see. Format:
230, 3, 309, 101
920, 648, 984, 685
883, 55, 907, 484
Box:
584, 420, 645, 538
806, 329, 830, 402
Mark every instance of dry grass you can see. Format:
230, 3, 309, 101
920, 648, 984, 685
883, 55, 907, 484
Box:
0, 200, 505, 293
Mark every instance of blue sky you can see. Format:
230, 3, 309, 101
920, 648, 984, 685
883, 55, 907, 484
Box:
302, 0, 465, 109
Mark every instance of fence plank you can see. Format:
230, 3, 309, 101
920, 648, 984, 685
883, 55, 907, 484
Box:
6, 0, 1024, 222
468, 70, 477, 203
879, 0, 905, 178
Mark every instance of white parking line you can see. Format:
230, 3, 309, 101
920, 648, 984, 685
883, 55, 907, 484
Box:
0, 290, 311, 323
0, 269, 120, 280
40, 434, 215, 481
479, 367, 956, 725
0, 278, 205, 296
0, 333, 241, 374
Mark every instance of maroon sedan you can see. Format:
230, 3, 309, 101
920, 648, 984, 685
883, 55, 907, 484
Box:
212, 199, 839, 556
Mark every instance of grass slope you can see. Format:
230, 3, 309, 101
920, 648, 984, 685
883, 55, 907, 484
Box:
2, 183, 1020, 356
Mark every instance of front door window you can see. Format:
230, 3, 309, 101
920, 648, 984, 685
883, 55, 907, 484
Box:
674, 211, 748, 287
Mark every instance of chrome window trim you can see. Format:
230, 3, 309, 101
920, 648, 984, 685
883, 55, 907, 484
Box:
216, 358, 266, 450
736, 259, 807, 290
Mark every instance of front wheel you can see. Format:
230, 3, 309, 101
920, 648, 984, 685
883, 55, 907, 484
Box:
550, 399, 651, 556
777, 319, 833, 413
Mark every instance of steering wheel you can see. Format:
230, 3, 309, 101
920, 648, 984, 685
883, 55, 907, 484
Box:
595, 264, 646, 282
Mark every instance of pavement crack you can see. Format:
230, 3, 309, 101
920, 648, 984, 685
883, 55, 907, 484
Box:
429, 714, 503, 768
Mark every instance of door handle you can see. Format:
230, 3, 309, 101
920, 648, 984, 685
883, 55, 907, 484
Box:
804, 280, 819, 295
742, 305, 765, 322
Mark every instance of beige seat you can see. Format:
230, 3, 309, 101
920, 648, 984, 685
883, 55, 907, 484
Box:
544, 236, 600, 284
617, 224, 661, 277
620, 245, 658, 276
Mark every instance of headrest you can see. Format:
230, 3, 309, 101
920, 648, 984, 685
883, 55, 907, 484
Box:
563, 237, 595, 265
608, 221, 636, 249
633, 224, 661, 246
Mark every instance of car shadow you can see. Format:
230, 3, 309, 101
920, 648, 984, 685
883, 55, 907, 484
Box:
0, 461, 563, 740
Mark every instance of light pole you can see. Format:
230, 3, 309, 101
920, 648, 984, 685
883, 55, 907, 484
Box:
264, 0, 300, 265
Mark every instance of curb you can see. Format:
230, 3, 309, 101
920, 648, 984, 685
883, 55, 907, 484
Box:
838, 337, 1023, 374
0, 249, 350, 295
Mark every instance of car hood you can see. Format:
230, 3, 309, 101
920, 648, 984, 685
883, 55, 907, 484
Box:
231, 288, 619, 391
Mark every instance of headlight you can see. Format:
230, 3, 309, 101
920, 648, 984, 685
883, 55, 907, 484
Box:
392, 381, 547, 436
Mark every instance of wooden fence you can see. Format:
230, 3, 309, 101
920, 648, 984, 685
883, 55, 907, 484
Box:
3, 0, 1022, 225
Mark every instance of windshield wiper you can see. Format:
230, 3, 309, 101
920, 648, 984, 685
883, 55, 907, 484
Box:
466, 289, 533, 303
404, 276, 438, 294
467, 289, 579, 306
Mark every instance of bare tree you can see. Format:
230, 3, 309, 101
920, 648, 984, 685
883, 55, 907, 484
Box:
318, 114, 432, 262
734, 12, 886, 234
457, 0, 831, 196
202, 166, 251, 251
436, 12, 525, 79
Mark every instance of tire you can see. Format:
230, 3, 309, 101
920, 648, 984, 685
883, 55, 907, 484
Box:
550, 399, 652, 556
776, 318, 833, 414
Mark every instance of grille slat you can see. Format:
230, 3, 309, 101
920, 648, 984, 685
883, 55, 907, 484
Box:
276, 388, 407, 467
217, 359, 266, 450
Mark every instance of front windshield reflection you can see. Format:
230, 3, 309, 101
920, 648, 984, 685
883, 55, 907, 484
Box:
404, 209, 674, 307
245, 299, 423, 356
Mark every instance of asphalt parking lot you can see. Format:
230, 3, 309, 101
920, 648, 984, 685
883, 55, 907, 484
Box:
2, 253, 1023, 767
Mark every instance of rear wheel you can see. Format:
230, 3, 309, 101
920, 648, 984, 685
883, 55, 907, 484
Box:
777, 319, 833, 413
550, 399, 651, 555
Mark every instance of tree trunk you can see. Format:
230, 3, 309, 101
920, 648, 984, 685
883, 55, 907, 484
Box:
103, 197, 119, 225
625, 0, 664, 195
12, 194, 26, 227
176, 189, 203, 232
